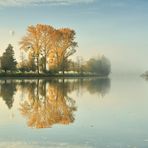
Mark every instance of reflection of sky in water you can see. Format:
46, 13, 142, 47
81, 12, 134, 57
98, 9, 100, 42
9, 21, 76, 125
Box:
0, 142, 93, 148
0, 77, 148, 147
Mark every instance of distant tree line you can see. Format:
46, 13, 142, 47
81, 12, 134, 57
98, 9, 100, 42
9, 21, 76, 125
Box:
0, 24, 111, 76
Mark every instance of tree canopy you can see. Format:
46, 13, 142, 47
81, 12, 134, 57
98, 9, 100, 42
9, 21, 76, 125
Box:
19, 24, 77, 74
86, 55, 111, 76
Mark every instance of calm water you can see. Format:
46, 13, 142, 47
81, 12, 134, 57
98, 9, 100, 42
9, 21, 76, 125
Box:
0, 77, 148, 148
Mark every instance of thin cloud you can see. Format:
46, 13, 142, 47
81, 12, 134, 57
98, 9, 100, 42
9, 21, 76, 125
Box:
0, 0, 95, 7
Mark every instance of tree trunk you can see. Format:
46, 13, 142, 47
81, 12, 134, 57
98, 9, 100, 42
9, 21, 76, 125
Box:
44, 55, 47, 72
62, 59, 65, 76
62, 65, 65, 76
36, 79, 39, 100
37, 57, 40, 74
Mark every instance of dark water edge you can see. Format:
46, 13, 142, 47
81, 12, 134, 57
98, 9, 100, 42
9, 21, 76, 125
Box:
0, 73, 109, 79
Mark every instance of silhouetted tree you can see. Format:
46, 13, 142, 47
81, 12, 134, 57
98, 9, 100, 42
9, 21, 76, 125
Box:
1, 44, 17, 73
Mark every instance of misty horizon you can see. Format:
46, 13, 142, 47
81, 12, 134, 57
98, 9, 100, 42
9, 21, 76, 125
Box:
0, 0, 148, 75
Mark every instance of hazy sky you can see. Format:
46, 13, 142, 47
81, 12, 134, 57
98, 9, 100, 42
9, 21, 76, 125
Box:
0, 0, 148, 75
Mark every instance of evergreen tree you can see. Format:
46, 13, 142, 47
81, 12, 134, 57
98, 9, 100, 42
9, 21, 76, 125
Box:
1, 81, 16, 109
1, 44, 17, 73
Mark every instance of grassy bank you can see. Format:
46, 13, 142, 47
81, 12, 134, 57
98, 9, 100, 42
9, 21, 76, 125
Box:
0, 73, 109, 79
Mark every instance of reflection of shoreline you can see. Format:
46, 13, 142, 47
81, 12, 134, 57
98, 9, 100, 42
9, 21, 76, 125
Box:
67, 78, 111, 98
0, 73, 109, 79
0, 78, 111, 128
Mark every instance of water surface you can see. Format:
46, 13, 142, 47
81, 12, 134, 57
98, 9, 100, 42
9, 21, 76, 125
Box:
0, 77, 148, 148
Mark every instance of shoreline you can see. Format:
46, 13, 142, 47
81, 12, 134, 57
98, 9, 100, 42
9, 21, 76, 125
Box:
0, 73, 109, 79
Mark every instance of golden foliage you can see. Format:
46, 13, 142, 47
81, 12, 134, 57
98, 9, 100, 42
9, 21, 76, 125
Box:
49, 28, 77, 70
19, 24, 77, 72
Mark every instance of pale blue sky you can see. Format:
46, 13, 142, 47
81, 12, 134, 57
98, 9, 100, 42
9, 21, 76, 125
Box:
0, 0, 148, 74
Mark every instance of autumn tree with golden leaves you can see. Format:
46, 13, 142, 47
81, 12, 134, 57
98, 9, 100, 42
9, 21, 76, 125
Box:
19, 24, 77, 74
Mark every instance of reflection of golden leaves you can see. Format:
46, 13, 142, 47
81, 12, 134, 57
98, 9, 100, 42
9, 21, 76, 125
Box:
19, 81, 76, 128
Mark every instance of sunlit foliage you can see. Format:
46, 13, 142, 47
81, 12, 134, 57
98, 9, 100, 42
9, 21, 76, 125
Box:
19, 24, 77, 74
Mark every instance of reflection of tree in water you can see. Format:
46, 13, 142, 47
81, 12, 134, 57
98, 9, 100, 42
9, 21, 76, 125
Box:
72, 78, 111, 98
0, 80, 17, 109
19, 80, 77, 128
0, 78, 110, 126
83, 78, 111, 97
